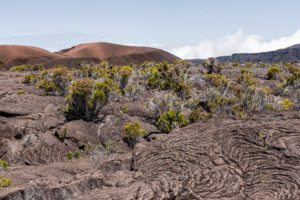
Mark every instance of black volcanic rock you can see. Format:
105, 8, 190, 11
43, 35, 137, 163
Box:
188, 44, 300, 63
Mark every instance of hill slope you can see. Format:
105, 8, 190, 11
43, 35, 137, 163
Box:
56, 42, 179, 65
0, 45, 60, 69
0, 43, 180, 69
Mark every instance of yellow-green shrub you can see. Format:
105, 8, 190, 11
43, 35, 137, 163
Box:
39, 67, 73, 95
189, 107, 212, 123
279, 99, 295, 111
267, 66, 280, 80
0, 159, 8, 170
123, 121, 146, 148
0, 177, 11, 187
64, 78, 119, 121
235, 69, 257, 88
158, 110, 188, 133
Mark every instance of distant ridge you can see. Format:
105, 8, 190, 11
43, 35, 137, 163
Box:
187, 44, 300, 64
0, 42, 180, 69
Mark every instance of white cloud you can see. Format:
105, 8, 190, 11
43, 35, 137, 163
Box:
170, 29, 300, 59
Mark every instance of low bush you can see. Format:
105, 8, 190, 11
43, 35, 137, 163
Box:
203, 57, 222, 74
55, 127, 67, 142
74, 150, 80, 159
64, 78, 119, 121
157, 110, 188, 133
232, 62, 240, 67
39, 66, 73, 95
0, 160, 8, 170
189, 107, 212, 122
10, 64, 32, 72
17, 91, 26, 95
0, 177, 11, 187
66, 152, 73, 160
279, 98, 295, 111
24, 74, 40, 84
235, 69, 257, 88
119, 66, 133, 92
267, 66, 280, 80
123, 122, 146, 148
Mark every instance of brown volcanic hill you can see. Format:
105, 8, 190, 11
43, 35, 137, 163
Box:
0, 43, 180, 69
56, 42, 180, 65
0, 45, 60, 69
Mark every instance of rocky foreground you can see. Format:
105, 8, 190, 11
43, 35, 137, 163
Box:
0, 60, 300, 199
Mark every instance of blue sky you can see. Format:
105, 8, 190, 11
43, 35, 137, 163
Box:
1, 0, 300, 58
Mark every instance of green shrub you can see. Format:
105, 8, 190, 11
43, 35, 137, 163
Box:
207, 93, 237, 114
279, 98, 295, 111
282, 75, 299, 87
17, 91, 26, 95
143, 62, 193, 100
232, 62, 240, 67
189, 107, 212, 123
39, 67, 73, 95
64, 78, 119, 121
0, 160, 8, 170
55, 127, 67, 142
122, 105, 128, 113
0, 177, 11, 187
245, 62, 253, 68
119, 66, 133, 92
235, 69, 257, 88
205, 73, 230, 88
74, 150, 80, 159
10, 64, 32, 72
267, 66, 280, 80
24, 74, 41, 84
66, 152, 73, 160
123, 122, 146, 148
158, 110, 188, 133
33, 64, 44, 71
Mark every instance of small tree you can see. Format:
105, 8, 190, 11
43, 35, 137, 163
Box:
123, 122, 146, 148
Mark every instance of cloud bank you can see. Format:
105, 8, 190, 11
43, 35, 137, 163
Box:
171, 29, 300, 59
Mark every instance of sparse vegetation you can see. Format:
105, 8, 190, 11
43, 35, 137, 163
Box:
6, 59, 299, 142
